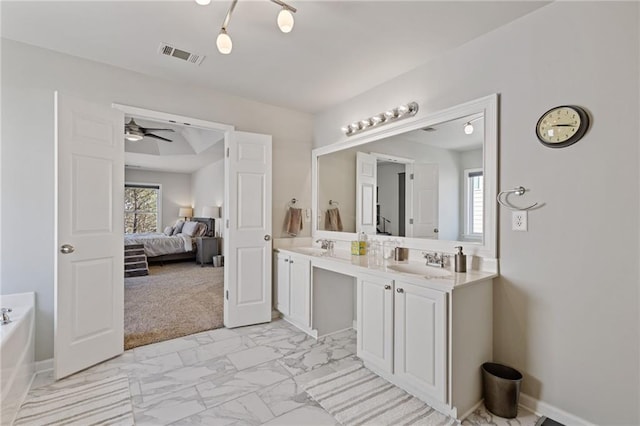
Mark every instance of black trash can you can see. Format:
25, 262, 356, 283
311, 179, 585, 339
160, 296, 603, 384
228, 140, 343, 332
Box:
481, 362, 523, 418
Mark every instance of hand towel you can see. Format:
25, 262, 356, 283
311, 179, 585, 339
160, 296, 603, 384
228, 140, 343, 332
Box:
325, 208, 343, 232
286, 207, 303, 236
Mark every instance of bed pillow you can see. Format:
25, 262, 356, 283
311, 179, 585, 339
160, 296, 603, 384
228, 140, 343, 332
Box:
172, 219, 185, 235
195, 222, 208, 237
163, 226, 174, 236
182, 221, 200, 237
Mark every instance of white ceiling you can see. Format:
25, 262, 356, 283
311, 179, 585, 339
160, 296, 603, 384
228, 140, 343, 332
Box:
1, 1, 548, 113
124, 116, 225, 173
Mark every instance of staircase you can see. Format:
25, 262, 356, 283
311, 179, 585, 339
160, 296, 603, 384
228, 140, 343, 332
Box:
124, 244, 149, 277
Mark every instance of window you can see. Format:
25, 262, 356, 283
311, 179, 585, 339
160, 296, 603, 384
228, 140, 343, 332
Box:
464, 169, 483, 240
124, 183, 161, 234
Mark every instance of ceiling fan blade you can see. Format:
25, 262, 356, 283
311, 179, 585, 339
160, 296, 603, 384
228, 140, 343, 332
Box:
142, 128, 175, 132
145, 133, 173, 142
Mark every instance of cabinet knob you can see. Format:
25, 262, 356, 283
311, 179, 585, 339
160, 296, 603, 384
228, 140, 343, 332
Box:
396, 288, 404, 293
384, 285, 391, 290
284, 259, 289, 263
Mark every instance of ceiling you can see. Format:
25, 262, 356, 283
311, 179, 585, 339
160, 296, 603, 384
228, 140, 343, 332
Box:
1, 1, 549, 113
124, 116, 225, 173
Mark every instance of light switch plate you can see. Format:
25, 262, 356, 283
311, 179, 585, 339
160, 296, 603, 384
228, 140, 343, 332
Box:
512, 210, 528, 231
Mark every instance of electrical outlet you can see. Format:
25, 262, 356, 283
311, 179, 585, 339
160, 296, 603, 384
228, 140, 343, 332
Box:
512, 210, 528, 231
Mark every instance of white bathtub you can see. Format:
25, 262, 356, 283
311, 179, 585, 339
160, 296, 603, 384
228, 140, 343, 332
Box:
0, 292, 35, 426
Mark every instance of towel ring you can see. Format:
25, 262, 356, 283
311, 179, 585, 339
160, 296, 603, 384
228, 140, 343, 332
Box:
329, 200, 339, 206
288, 198, 297, 207
497, 186, 539, 211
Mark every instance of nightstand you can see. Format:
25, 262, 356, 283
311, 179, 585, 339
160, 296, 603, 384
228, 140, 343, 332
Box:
195, 237, 220, 266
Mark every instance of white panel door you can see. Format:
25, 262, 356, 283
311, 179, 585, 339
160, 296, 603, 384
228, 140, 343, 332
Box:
356, 152, 377, 235
357, 274, 394, 374
288, 255, 311, 328
55, 92, 124, 379
394, 281, 446, 403
224, 131, 272, 328
408, 163, 438, 238
275, 253, 290, 316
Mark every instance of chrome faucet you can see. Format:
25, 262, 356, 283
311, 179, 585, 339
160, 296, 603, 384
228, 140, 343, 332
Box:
1, 308, 12, 325
423, 252, 449, 268
315, 239, 335, 251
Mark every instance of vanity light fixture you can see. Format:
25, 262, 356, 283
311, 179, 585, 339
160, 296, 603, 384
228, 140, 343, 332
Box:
212, 0, 297, 55
341, 102, 419, 137
463, 116, 483, 135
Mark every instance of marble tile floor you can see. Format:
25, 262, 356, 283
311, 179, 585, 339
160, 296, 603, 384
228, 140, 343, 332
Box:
24, 319, 538, 425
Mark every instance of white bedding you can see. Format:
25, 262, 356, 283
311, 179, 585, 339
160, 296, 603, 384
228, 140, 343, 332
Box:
124, 233, 193, 257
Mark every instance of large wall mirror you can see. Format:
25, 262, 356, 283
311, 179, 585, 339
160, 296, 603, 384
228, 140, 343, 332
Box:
312, 94, 498, 259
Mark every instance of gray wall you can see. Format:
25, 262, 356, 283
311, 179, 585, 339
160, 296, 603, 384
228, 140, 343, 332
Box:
314, 3, 639, 424
125, 168, 192, 230
1, 39, 313, 361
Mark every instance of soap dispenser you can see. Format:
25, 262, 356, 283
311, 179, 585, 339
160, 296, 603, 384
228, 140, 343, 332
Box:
454, 246, 466, 273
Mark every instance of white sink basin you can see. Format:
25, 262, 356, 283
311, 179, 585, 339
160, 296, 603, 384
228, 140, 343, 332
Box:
294, 247, 328, 257
387, 263, 452, 279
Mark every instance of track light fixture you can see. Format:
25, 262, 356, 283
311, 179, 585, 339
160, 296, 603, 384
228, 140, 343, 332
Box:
341, 102, 419, 137
208, 0, 297, 55
463, 116, 483, 135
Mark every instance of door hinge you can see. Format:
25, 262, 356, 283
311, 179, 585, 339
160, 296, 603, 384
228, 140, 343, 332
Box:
410, 173, 414, 180
226, 147, 230, 157
226, 290, 229, 300
226, 219, 229, 228
409, 218, 414, 224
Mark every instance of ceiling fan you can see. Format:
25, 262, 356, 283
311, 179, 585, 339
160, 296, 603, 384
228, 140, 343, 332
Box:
124, 118, 174, 142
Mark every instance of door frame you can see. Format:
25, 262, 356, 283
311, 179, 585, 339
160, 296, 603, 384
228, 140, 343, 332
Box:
56, 103, 236, 366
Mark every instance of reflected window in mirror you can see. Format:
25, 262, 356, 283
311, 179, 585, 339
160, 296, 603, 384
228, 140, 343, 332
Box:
464, 169, 483, 241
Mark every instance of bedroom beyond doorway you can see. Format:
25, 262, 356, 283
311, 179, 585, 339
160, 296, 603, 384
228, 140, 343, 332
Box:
124, 262, 224, 349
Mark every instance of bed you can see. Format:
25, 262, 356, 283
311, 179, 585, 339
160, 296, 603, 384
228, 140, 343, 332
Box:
125, 217, 214, 263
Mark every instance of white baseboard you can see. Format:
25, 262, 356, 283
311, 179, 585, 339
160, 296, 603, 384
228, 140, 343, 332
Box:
35, 358, 53, 373
519, 393, 596, 426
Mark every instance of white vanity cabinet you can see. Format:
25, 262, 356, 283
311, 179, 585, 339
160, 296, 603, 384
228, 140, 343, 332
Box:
393, 280, 447, 404
357, 274, 447, 406
356, 274, 394, 373
275, 252, 311, 329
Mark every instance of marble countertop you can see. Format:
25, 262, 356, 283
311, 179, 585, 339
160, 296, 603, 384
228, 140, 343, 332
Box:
275, 247, 497, 292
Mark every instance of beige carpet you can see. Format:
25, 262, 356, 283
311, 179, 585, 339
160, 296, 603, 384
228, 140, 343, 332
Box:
124, 262, 224, 350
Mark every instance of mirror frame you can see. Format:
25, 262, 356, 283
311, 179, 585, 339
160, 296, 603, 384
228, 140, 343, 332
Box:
312, 93, 498, 259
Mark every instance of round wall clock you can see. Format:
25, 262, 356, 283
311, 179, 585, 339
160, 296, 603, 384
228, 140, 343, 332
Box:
536, 105, 590, 148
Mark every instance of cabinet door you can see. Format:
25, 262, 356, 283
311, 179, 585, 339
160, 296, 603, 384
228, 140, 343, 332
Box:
275, 254, 290, 316
288, 255, 311, 327
394, 281, 446, 403
357, 274, 394, 374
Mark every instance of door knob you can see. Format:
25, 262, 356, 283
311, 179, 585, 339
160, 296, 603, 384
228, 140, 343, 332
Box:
264, 235, 271, 241
60, 244, 75, 254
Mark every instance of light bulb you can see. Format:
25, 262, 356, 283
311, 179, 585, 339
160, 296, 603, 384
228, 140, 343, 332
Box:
195, 0, 211, 5
341, 125, 351, 135
397, 104, 410, 116
360, 119, 372, 128
125, 132, 143, 142
277, 8, 294, 33
216, 30, 232, 54
464, 123, 474, 135
384, 110, 397, 120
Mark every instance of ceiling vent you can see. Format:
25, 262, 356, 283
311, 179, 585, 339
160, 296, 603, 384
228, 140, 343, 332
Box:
158, 42, 205, 66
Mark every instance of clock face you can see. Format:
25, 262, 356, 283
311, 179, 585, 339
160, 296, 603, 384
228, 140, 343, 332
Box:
536, 105, 589, 148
